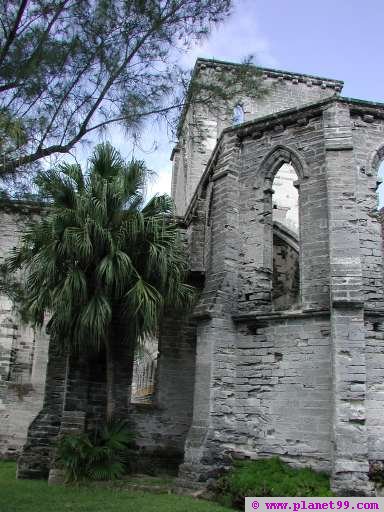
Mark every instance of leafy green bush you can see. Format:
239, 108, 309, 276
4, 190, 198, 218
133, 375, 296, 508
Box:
215, 457, 332, 509
56, 420, 134, 483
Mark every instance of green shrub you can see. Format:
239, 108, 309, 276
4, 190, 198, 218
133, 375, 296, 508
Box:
215, 457, 332, 510
56, 420, 134, 483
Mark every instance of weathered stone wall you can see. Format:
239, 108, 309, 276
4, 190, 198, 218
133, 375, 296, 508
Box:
171, 59, 343, 216
349, 107, 384, 467
0, 326, 49, 458
366, 317, 384, 462
178, 115, 335, 486
236, 112, 329, 313
0, 210, 49, 459
229, 314, 332, 470
17, 302, 197, 479
177, 96, 384, 495
351, 111, 384, 309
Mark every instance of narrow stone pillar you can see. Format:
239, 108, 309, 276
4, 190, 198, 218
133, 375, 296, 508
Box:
324, 101, 373, 495
177, 315, 237, 490
17, 338, 69, 479
177, 318, 214, 488
177, 134, 241, 490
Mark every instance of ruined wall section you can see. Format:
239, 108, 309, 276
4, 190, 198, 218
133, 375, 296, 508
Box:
233, 314, 332, 471
350, 109, 384, 309
236, 108, 329, 313
191, 132, 242, 319
365, 316, 384, 463
178, 113, 336, 486
349, 104, 384, 465
172, 103, 218, 216
171, 60, 342, 217
178, 131, 242, 488
0, 210, 49, 458
204, 107, 333, 473
179, 98, 384, 492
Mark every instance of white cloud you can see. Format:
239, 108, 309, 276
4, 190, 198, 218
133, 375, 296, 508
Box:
181, 0, 278, 69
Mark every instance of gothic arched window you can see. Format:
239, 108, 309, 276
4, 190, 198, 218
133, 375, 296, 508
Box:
272, 163, 300, 310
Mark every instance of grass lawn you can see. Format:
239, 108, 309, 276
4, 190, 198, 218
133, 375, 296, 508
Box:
0, 461, 232, 512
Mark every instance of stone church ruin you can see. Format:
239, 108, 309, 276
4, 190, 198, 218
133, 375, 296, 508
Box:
2, 58, 384, 495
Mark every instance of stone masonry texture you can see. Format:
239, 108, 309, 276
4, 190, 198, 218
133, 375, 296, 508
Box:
0, 209, 49, 460
8, 59, 384, 496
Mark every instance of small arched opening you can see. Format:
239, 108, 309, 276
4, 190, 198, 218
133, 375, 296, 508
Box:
272, 163, 300, 310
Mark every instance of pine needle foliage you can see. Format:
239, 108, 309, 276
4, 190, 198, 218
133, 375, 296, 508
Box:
0, 0, 233, 177
5, 141, 195, 354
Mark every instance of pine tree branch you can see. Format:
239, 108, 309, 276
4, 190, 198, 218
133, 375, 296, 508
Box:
0, 0, 29, 68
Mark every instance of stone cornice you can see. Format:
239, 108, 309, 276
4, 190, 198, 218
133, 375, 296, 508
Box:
195, 58, 344, 91
232, 308, 331, 323
231, 96, 336, 141
342, 96, 384, 119
176, 59, 344, 139
231, 306, 384, 324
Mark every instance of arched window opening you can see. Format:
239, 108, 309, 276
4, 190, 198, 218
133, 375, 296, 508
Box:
272, 163, 300, 310
377, 161, 384, 210
232, 104, 244, 125
131, 335, 158, 404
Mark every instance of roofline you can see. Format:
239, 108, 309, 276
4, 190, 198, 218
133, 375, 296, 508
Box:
183, 95, 384, 223
174, 57, 344, 140
341, 96, 384, 109
195, 57, 344, 86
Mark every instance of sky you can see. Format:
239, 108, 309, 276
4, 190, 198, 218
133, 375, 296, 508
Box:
66, 0, 384, 199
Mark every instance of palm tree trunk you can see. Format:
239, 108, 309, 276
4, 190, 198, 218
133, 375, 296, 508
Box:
105, 337, 115, 420
104, 316, 135, 421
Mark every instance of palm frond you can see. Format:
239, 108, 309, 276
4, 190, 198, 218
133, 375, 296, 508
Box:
89, 142, 125, 180
123, 278, 163, 336
4, 141, 195, 375
142, 193, 174, 217
56, 421, 134, 482
35, 168, 77, 209
77, 294, 112, 347
59, 162, 85, 192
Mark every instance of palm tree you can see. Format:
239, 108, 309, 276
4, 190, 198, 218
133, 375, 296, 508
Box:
6, 142, 194, 418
